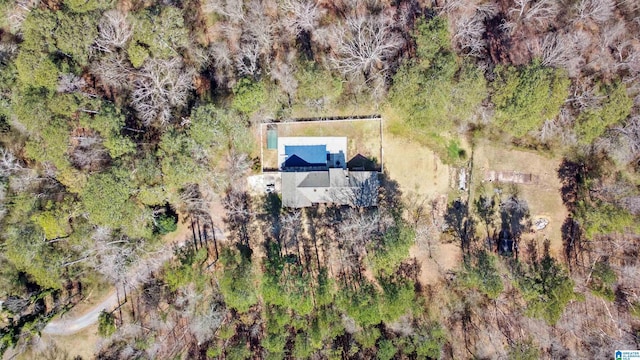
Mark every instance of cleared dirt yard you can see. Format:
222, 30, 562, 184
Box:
471, 140, 568, 257
259, 119, 382, 171
383, 133, 459, 285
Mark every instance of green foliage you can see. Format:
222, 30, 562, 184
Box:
31, 211, 71, 240
188, 104, 253, 155
589, 261, 617, 301
379, 278, 416, 323
389, 17, 485, 159
507, 339, 541, 360
3, 223, 63, 289
415, 16, 450, 65
337, 283, 382, 327
24, 117, 70, 168
575, 82, 632, 144
0, 61, 16, 122
371, 224, 414, 276
396, 322, 446, 358
577, 201, 636, 238
81, 168, 151, 237
263, 331, 287, 357
81, 104, 135, 159
354, 326, 381, 350
158, 130, 205, 190
232, 78, 268, 115
15, 49, 58, 91
295, 62, 343, 108
461, 250, 504, 299
16, 9, 100, 87
517, 242, 575, 325
10, 88, 53, 134
492, 61, 570, 137
218, 323, 235, 340
414, 324, 446, 358
64, 0, 113, 12
74, 102, 136, 159
132, 154, 163, 187
164, 248, 208, 291
293, 332, 319, 359
219, 247, 258, 313
53, 12, 99, 65
127, 43, 149, 68
15, 10, 58, 90
206, 346, 222, 359
155, 212, 177, 235
129, 7, 189, 65
446, 140, 466, 161
138, 186, 168, 206
631, 302, 640, 319
98, 310, 116, 337
225, 342, 251, 360
377, 339, 397, 360
49, 93, 98, 118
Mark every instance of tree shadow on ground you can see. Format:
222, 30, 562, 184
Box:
444, 199, 475, 255
498, 193, 529, 258
561, 217, 584, 273
378, 171, 403, 217
557, 158, 583, 213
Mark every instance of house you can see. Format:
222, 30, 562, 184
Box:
277, 137, 379, 208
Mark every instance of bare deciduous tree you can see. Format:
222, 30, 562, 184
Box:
453, 9, 493, 58
281, 0, 323, 37
338, 209, 379, 259
204, 0, 245, 23
89, 235, 135, 285
70, 133, 109, 170
0, 148, 24, 178
615, 115, 640, 157
575, 0, 615, 24
94, 10, 132, 53
90, 53, 135, 91
270, 54, 298, 98
568, 81, 605, 111
235, 41, 261, 77
331, 15, 404, 82
0, 42, 18, 65
57, 73, 86, 94
508, 0, 559, 30
189, 302, 227, 344
179, 184, 210, 216
131, 57, 195, 126
541, 33, 582, 77
7, 0, 39, 33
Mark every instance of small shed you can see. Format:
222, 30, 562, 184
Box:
267, 128, 278, 150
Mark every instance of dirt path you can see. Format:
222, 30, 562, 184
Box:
42, 204, 227, 337
42, 292, 119, 335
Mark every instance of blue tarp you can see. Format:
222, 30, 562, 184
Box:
284, 145, 327, 166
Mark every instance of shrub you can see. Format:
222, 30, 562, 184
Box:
98, 310, 116, 337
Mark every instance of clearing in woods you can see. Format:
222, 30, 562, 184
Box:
471, 139, 568, 258
258, 117, 382, 171
383, 134, 459, 286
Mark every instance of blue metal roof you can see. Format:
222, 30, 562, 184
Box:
285, 145, 327, 166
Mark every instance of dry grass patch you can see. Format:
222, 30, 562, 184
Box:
471, 140, 568, 257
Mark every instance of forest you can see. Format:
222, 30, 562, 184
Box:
0, 0, 639, 358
